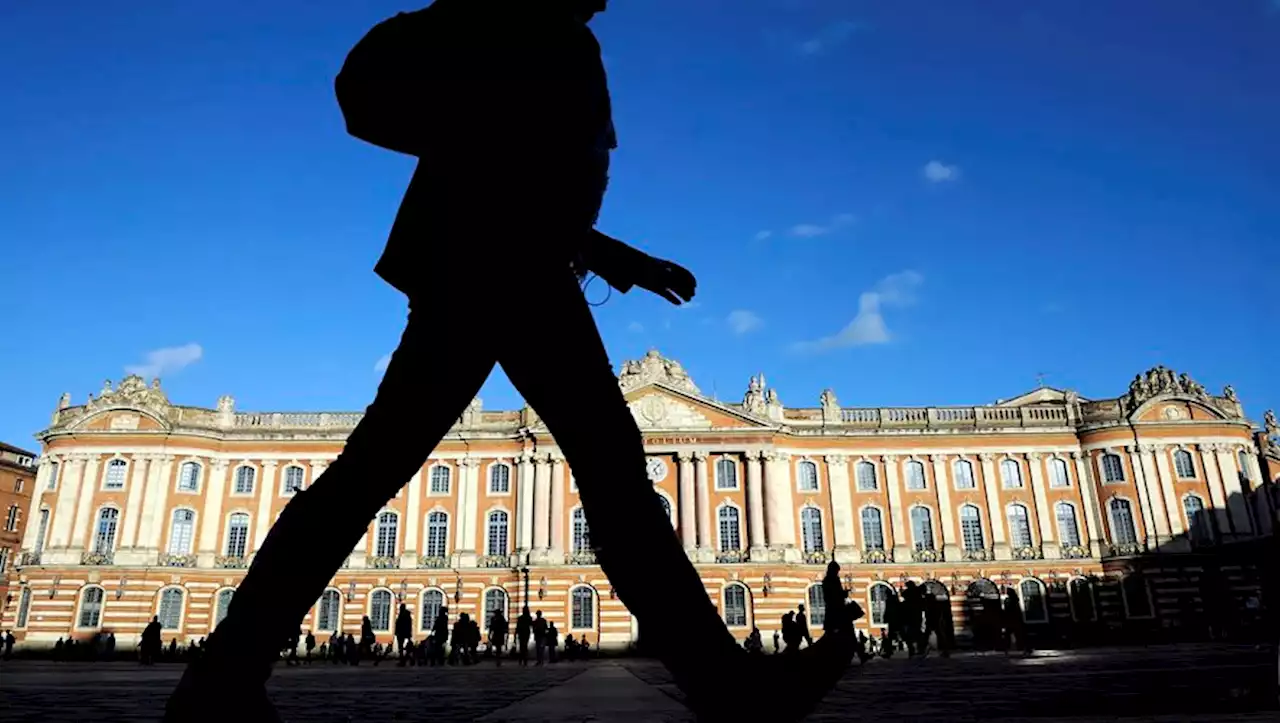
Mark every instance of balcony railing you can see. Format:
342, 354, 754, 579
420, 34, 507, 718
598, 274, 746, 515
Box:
19, 552, 41, 566
803, 550, 831, 565
1060, 544, 1091, 560
81, 551, 113, 566
911, 548, 943, 563
861, 548, 891, 564
158, 553, 196, 568
1011, 545, 1043, 561
837, 405, 1069, 429
215, 555, 248, 569
477, 555, 510, 569
1107, 541, 1144, 557
368, 556, 399, 570
715, 550, 749, 564
566, 551, 597, 566
961, 548, 993, 562
418, 555, 449, 569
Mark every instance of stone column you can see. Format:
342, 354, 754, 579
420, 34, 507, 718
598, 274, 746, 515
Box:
1125, 446, 1157, 546
1152, 446, 1184, 537
454, 459, 480, 568
253, 461, 279, 552
930, 454, 960, 560
763, 451, 798, 562
69, 454, 102, 552
744, 451, 767, 560
1198, 444, 1231, 536
978, 453, 1007, 557
48, 455, 84, 551
548, 454, 566, 564
403, 468, 423, 567
1243, 451, 1272, 536
694, 452, 713, 562
826, 455, 857, 563
20, 458, 52, 553
1215, 445, 1253, 535
197, 460, 230, 567
119, 456, 151, 549
1027, 453, 1057, 558
677, 452, 697, 554
1071, 451, 1105, 557
140, 455, 174, 555
516, 452, 535, 560
883, 455, 910, 562
1138, 445, 1171, 543
531, 455, 551, 563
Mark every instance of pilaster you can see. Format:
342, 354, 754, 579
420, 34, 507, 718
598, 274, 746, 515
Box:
547, 454, 566, 565
825, 455, 856, 561
1027, 452, 1058, 558
1071, 451, 1106, 558
694, 451, 714, 562
516, 452, 535, 560
930, 454, 960, 560
978, 453, 1009, 558
744, 451, 767, 560
196, 460, 229, 567
883, 455, 910, 562
677, 452, 697, 555
252, 461, 279, 551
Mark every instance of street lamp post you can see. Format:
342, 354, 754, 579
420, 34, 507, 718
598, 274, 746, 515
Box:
521, 567, 530, 609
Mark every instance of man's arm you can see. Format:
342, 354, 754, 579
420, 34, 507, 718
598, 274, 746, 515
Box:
581, 230, 697, 305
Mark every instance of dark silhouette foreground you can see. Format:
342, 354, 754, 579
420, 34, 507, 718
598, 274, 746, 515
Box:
165, 2, 856, 721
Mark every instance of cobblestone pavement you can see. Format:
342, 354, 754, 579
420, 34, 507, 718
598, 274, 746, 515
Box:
0, 644, 1275, 722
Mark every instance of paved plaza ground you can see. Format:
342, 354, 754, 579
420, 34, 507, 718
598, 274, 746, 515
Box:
0, 644, 1275, 722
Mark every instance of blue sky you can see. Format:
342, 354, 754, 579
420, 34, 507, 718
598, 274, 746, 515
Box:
2, 0, 1277, 449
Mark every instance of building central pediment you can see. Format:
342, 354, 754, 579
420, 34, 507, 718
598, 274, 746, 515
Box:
623, 385, 771, 431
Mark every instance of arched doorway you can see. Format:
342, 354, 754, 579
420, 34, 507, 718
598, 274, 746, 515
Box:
923, 580, 954, 653
964, 579, 1002, 650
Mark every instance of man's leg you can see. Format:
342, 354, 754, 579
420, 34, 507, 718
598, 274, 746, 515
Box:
167, 303, 496, 713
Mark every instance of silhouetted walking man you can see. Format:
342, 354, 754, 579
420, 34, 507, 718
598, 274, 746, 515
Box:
166, 2, 853, 720
395, 604, 413, 662
516, 606, 532, 667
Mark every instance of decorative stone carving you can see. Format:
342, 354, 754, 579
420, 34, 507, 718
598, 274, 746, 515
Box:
418, 556, 449, 569
1059, 545, 1090, 560
57, 392, 70, 409
215, 555, 248, 569
742, 374, 767, 416
1011, 546, 1043, 561
862, 548, 891, 564
618, 350, 700, 395
820, 388, 840, 423
1121, 365, 1209, 413
81, 551, 113, 566
158, 553, 196, 568
459, 397, 483, 428
1223, 385, 1237, 403
109, 413, 141, 430
628, 394, 712, 430
1264, 410, 1280, 458
78, 375, 171, 423
911, 548, 943, 563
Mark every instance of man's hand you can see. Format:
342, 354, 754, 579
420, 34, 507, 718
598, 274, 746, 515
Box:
634, 255, 697, 306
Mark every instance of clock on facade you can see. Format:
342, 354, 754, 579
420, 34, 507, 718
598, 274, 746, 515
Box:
645, 457, 668, 482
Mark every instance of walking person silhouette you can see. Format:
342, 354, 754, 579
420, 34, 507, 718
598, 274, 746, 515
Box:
165, 1, 854, 720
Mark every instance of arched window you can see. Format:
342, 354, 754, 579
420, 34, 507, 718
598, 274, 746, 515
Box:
572, 507, 591, 554
214, 588, 234, 627
953, 459, 976, 489
869, 582, 894, 626
800, 507, 824, 553
78, 586, 105, 628
807, 584, 826, 628
1108, 498, 1138, 545
317, 589, 341, 632
571, 586, 595, 630
1049, 457, 1070, 488
1000, 459, 1023, 489
489, 463, 511, 494
1238, 450, 1252, 482
178, 461, 201, 492
1015, 579, 1045, 624
717, 505, 741, 551
1069, 578, 1096, 621
715, 458, 738, 490
1101, 453, 1125, 483
93, 508, 119, 554
1007, 504, 1033, 548
855, 461, 877, 491
1122, 574, 1153, 618
797, 461, 819, 492
425, 511, 448, 558
910, 506, 935, 551
47, 461, 59, 490
283, 465, 305, 495
168, 509, 195, 555
375, 511, 399, 558
420, 589, 444, 632
1184, 495, 1212, 544
429, 465, 451, 494
34, 508, 50, 557
860, 507, 885, 550
959, 504, 984, 551
233, 466, 256, 494
487, 510, 509, 556
905, 460, 926, 490
104, 459, 127, 490
657, 494, 673, 524
17, 587, 32, 628
1174, 450, 1195, 479
225, 512, 250, 557
370, 589, 393, 631
484, 588, 507, 629
158, 588, 184, 630
722, 584, 748, 627
1055, 502, 1081, 547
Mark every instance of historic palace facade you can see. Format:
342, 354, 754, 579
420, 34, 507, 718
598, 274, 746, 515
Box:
4, 352, 1277, 651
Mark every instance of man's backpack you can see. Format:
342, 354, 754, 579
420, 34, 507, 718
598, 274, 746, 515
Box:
335, 5, 448, 156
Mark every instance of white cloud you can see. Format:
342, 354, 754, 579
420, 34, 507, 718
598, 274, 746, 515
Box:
627, 321, 645, 333
374, 353, 392, 373
727, 310, 764, 335
923, 160, 960, 183
788, 213, 856, 238
753, 230, 773, 241
790, 271, 923, 353
125, 343, 203, 379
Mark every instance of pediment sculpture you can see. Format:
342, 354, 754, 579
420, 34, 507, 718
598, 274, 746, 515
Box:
618, 350, 701, 395
85, 375, 171, 418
